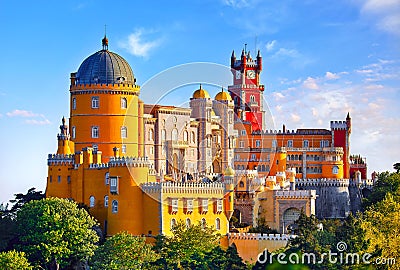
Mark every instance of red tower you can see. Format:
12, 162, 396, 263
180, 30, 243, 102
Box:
331, 113, 351, 179
228, 48, 265, 131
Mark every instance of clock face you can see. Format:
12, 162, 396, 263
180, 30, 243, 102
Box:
247, 70, 256, 79
235, 70, 241, 80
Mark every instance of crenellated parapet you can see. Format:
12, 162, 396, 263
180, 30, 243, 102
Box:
296, 178, 350, 187
141, 181, 225, 194
274, 190, 317, 199
48, 154, 74, 166
108, 156, 151, 167
330, 120, 347, 130
228, 232, 291, 241
88, 163, 109, 169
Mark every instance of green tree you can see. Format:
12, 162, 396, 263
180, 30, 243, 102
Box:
0, 250, 32, 270
91, 231, 158, 270
15, 197, 99, 269
248, 217, 279, 234
361, 193, 400, 270
153, 221, 221, 269
363, 171, 400, 208
394, 162, 400, 173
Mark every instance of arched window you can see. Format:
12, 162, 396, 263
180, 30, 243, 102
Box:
332, 166, 339, 174
201, 218, 206, 229
303, 140, 309, 148
261, 165, 265, 171
239, 181, 244, 188
104, 195, 109, 207
71, 126, 76, 139
91, 126, 99, 138
105, 172, 110, 185
121, 97, 127, 109
91, 96, 99, 108
89, 196, 95, 208
112, 200, 118, 213
72, 98, 76, 110
121, 126, 127, 139
229, 111, 233, 124
250, 95, 256, 104
186, 218, 191, 228
172, 129, 178, 141
171, 218, 177, 230
92, 144, 98, 152
215, 218, 221, 230
161, 129, 166, 141
148, 129, 154, 141
183, 131, 188, 142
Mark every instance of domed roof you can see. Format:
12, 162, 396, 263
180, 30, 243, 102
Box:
215, 90, 232, 101
224, 166, 235, 176
192, 84, 210, 99
75, 40, 135, 85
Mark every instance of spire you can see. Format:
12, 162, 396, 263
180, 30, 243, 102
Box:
346, 112, 350, 120
241, 49, 245, 57
199, 83, 202, 89
231, 50, 235, 58
257, 49, 261, 58
102, 25, 108, 50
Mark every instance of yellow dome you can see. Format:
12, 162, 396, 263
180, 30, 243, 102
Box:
224, 166, 235, 176
192, 84, 210, 99
215, 91, 232, 101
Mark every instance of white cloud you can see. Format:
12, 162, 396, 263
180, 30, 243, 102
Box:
272, 92, 285, 100
6, 109, 38, 117
360, 0, 400, 35
303, 77, 319, 90
290, 113, 301, 123
24, 119, 51, 125
274, 48, 300, 58
325, 71, 340, 80
266, 40, 276, 51
223, 0, 250, 8
119, 29, 161, 58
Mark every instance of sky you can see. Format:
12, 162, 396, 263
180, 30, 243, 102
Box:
0, 0, 399, 203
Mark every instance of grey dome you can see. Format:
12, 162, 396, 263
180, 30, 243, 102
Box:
75, 50, 135, 85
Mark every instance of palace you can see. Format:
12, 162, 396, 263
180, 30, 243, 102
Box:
46, 37, 369, 244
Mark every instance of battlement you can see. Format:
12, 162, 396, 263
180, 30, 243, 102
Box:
330, 121, 347, 130
141, 181, 225, 194
109, 156, 151, 167
228, 233, 291, 241
251, 129, 331, 135
48, 154, 74, 165
296, 178, 350, 187
70, 82, 140, 91
274, 190, 317, 199
89, 163, 109, 169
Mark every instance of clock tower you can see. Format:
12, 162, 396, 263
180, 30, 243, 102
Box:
228, 48, 265, 131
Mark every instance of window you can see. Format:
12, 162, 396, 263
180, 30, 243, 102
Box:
150, 146, 154, 155
49, 176, 52, 183
215, 218, 221, 230
71, 126, 76, 139
121, 97, 127, 109
250, 95, 256, 104
112, 200, 118, 213
191, 131, 196, 143
104, 195, 109, 207
241, 130, 246, 136
320, 140, 329, 148
121, 126, 127, 139
91, 96, 99, 108
202, 199, 208, 213
239, 181, 244, 188
172, 129, 178, 141
206, 109, 211, 121
186, 199, 193, 213
121, 144, 126, 154
183, 131, 188, 142
229, 111, 233, 124
251, 154, 256, 161
287, 140, 293, 148
89, 196, 95, 208
216, 200, 223, 212
148, 129, 154, 141
186, 218, 191, 228
92, 144, 98, 152
272, 139, 277, 148
110, 177, 118, 194
161, 129, 166, 141
171, 218, 177, 230
332, 166, 339, 175
255, 140, 261, 148
105, 172, 110, 185
58, 175, 61, 183
72, 98, 76, 110
303, 140, 309, 148
201, 218, 206, 229
91, 126, 99, 138
239, 141, 245, 148
67, 176, 71, 184
171, 199, 178, 213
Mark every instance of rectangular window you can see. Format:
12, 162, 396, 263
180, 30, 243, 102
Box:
255, 140, 261, 148
121, 145, 126, 154
303, 140, 309, 148
202, 199, 208, 213
239, 141, 245, 148
287, 140, 293, 148
216, 199, 223, 212
251, 154, 256, 161
187, 199, 193, 212
241, 130, 246, 136
171, 199, 178, 213
110, 177, 118, 194
58, 175, 61, 183
91, 96, 99, 108
272, 139, 277, 148
67, 176, 71, 184
92, 126, 99, 138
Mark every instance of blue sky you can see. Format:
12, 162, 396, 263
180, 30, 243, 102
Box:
0, 0, 399, 203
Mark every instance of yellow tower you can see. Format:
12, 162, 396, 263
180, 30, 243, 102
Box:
69, 36, 143, 159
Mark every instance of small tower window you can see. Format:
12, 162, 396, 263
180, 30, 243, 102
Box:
91, 96, 99, 109
71, 126, 76, 139
89, 196, 95, 208
121, 144, 126, 154
72, 98, 76, 110
215, 218, 221, 230
121, 97, 127, 109
92, 144, 98, 152
112, 200, 118, 213
183, 131, 188, 142
250, 95, 256, 104
191, 131, 196, 143
287, 140, 293, 148
91, 126, 99, 138
105, 172, 110, 185
161, 129, 166, 142
104, 195, 109, 207
172, 129, 178, 141
332, 166, 339, 175
148, 129, 154, 141
121, 126, 127, 139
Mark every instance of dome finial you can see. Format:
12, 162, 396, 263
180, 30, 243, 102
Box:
102, 24, 108, 50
